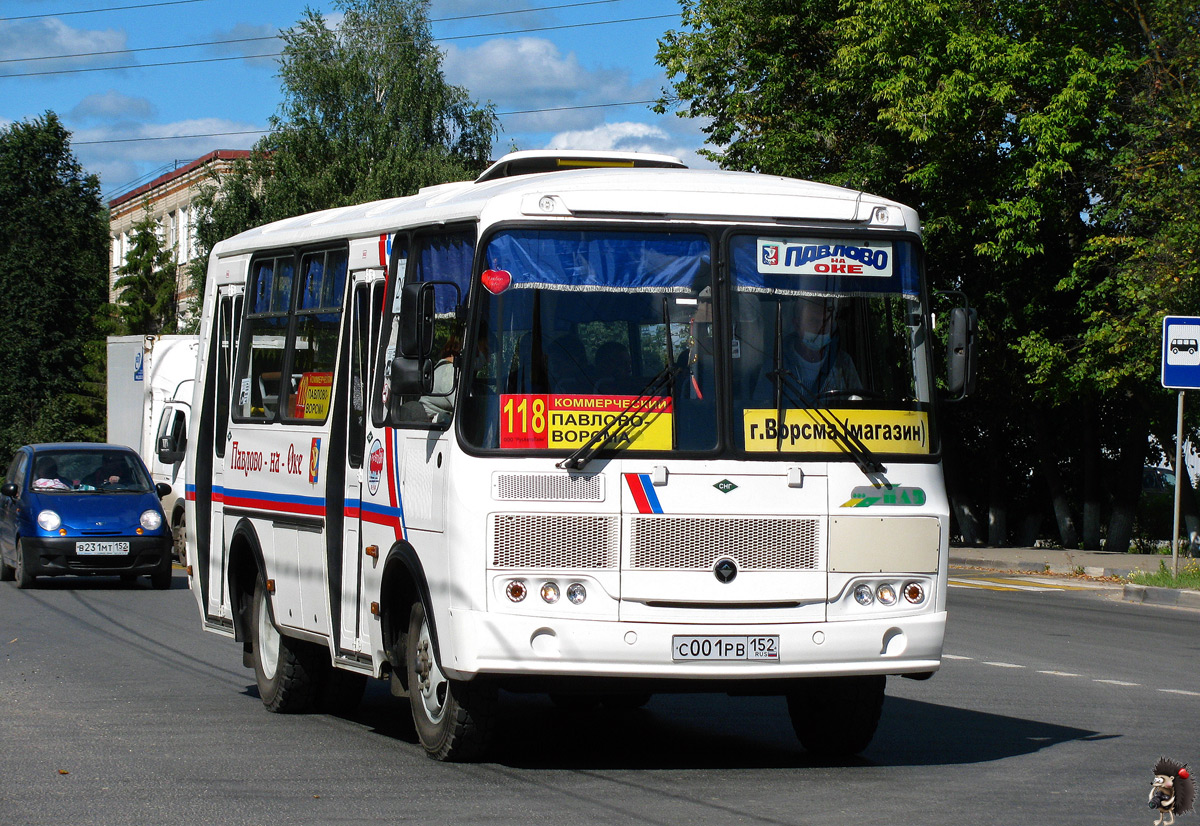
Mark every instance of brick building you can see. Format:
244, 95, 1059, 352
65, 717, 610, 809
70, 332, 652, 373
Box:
108, 149, 250, 319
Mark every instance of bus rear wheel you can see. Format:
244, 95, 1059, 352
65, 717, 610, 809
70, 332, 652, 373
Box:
786, 675, 885, 757
406, 601, 495, 761
251, 576, 318, 713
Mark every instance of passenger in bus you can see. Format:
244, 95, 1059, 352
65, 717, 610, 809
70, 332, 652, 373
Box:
593, 341, 640, 395
545, 332, 592, 393
759, 295, 861, 402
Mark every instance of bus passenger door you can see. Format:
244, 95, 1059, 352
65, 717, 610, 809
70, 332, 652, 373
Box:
339, 271, 385, 655
209, 287, 242, 619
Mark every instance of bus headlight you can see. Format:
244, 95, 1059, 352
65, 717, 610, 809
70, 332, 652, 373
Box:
505, 580, 528, 602
903, 581, 926, 604
37, 510, 61, 531
566, 583, 586, 605
853, 584, 874, 606
540, 581, 560, 604
876, 583, 898, 605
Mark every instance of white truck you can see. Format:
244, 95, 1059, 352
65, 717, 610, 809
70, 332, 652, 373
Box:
106, 334, 198, 561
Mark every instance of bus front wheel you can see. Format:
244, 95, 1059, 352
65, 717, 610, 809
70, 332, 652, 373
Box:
786, 675, 885, 757
406, 601, 496, 761
251, 576, 318, 713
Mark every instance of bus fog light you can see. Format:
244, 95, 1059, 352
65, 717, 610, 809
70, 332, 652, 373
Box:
853, 584, 874, 606
903, 581, 926, 604
505, 580, 528, 602
566, 583, 586, 604
540, 582, 560, 603
877, 584, 898, 605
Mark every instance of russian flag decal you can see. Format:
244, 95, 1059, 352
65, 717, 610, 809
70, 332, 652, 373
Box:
624, 473, 664, 514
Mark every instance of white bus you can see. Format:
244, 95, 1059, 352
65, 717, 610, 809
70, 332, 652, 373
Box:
183, 150, 976, 761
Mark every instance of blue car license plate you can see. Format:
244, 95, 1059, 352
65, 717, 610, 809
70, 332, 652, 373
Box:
75, 541, 131, 556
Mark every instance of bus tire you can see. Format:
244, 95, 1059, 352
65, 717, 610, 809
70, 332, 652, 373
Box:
786, 675, 885, 757
406, 601, 495, 761
172, 509, 187, 564
251, 576, 318, 713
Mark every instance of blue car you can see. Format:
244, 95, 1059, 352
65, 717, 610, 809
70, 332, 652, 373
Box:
0, 443, 174, 589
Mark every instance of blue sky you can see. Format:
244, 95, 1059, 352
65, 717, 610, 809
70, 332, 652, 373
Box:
0, 0, 712, 202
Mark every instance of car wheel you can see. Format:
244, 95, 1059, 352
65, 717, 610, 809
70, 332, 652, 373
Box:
786, 675, 885, 757
251, 575, 319, 713
14, 539, 35, 589
406, 600, 495, 761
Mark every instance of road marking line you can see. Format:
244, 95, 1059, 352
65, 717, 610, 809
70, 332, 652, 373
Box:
1038, 670, 1083, 677
943, 654, 973, 660
1093, 679, 1139, 686
983, 661, 1025, 668
1157, 689, 1200, 697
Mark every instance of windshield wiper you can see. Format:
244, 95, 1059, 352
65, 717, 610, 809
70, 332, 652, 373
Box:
765, 301, 885, 475
557, 364, 680, 471
771, 368, 886, 475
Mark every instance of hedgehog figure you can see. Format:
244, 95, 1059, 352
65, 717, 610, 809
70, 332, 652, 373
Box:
1149, 757, 1195, 825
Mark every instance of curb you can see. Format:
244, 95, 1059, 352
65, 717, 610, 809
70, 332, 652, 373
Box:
948, 557, 1140, 579
1122, 584, 1200, 610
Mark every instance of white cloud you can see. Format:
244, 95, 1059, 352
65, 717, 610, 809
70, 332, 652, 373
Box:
69, 91, 156, 122
546, 119, 717, 169
0, 19, 130, 77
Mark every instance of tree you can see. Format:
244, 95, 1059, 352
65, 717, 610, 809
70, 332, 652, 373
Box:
189, 0, 498, 312
113, 203, 178, 335
658, 0, 1195, 550
0, 113, 109, 455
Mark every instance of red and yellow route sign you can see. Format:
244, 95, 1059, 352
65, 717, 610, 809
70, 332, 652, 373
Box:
500, 394, 674, 450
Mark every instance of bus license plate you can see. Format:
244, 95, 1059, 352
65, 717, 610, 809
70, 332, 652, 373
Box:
75, 541, 130, 556
672, 635, 779, 661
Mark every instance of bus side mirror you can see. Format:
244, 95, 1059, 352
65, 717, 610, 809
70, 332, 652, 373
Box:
399, 282, 435, 358
390, 356, 433, 396
946, 306, 978, 399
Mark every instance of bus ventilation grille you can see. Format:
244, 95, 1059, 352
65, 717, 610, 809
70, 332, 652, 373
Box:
491, 513, 619, 568
628, 516, 821, 570
492, 473, 604, 502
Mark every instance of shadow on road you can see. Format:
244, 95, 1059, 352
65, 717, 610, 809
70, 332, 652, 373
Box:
329, 681, 1106, 770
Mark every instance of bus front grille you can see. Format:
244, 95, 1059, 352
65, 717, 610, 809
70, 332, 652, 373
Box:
628, 515, 821, 570
491, 513, 620, 569
492, 472, 604, 502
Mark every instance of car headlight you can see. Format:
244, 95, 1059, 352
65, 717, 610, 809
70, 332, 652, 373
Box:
140, 510, 163, 531
37, 510, 61, 531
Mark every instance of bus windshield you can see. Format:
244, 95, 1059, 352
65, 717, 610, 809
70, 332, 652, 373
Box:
460, 228, 933, 459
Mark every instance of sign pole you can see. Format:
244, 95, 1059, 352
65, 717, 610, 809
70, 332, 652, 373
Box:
1173, 390, 1184, 578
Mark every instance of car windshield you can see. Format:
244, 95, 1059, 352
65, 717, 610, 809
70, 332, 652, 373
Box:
30, 450, 152, 493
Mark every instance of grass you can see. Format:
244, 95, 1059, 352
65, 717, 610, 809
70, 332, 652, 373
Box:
1127, 559, 1200, 590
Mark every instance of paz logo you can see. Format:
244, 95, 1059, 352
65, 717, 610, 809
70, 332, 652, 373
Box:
841, 485, 926, 508
714, 479, 738, 494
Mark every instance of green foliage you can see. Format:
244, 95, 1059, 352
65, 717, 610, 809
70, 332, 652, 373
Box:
189, 0, 498, 310
1127, 559, 1200, 589
0, 113, 109, 456
658, 0, 1197, 549
113, 202, 178, 335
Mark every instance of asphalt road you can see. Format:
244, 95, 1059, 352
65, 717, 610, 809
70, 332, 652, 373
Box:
1, 570, 1196, 826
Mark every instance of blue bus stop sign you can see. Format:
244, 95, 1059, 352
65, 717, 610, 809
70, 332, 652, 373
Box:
1162, 316, 1200, 389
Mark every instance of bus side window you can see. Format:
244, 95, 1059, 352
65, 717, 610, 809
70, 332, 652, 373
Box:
235, 255, 294, 421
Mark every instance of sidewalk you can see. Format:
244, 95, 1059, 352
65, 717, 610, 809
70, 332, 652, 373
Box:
948, 545, 1200, 610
